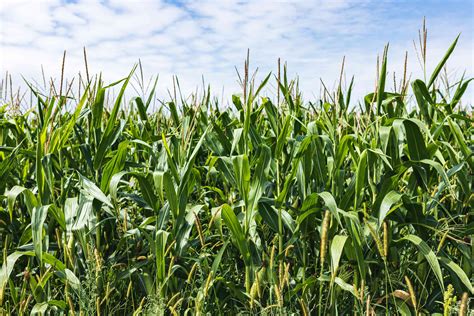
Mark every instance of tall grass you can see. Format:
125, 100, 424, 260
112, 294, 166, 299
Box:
0, 32, 472, 315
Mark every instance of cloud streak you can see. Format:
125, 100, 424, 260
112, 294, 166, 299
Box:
0, 0, 472, 105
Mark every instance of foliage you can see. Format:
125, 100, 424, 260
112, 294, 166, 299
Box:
0, 35, 473, 315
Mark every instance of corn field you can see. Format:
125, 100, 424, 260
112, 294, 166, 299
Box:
0, 35, 473, 315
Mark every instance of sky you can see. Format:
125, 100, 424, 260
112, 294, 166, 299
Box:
0, 0, 473, 106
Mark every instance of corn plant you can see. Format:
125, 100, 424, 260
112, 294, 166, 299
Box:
0, 33, 472, 315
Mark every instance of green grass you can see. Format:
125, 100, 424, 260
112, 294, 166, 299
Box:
0, 34, 472, 315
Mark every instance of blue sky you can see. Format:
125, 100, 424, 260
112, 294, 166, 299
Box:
0, 0, 472, 104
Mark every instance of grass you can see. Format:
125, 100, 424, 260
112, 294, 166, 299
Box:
0, 31, 473, 315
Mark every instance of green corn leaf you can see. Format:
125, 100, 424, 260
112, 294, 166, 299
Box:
427, 34, 460, 88
31, 302, 48, 315
450, 78, 473, 109
6, 186, 38, 220
155, 229, 169, 286
447, 117, 473, 170
398, 234, 444, 292
403, 119, 428, 161
439, 257, 474, 294
412, 79, 432, 123
163, 171, 178, 219
318, 192, 341, 227
378, 190, 403, 227
330, 235, 348, 275
221, 204, 251, 266
259, 202, 295, 233
100, 141, 128, 193
0, 252, 25, 298
355, 149, 368, 208
79, 174, 112, 209
104, 65, 137, 138
32, 205, 50, 264
318, 274, 357, 297
175, 204, 205, 255
376, 44, 389, 115
64, 197, 77, 237
133, 97, 148, 121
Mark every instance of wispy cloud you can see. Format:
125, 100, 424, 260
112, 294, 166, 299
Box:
0, 0, 472, 104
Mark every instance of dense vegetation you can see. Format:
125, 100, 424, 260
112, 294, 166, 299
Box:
0, 35, 473, 315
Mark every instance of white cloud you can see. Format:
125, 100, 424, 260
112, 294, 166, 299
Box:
0, 0, 472, 107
